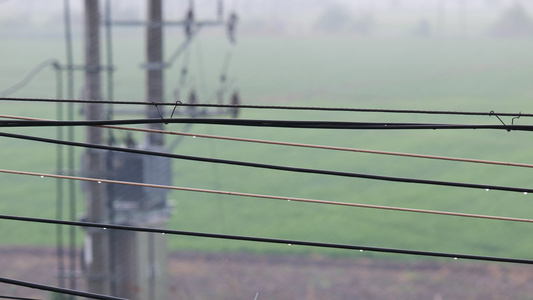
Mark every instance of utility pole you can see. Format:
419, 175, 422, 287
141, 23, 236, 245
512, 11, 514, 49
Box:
146, 0, 165, 145
143, 1, 169, 298
111, 1, 169, 299
83, 0, 111, 295
81, 1, 229, 297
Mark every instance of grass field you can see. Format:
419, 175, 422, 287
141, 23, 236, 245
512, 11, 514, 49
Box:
2, 33, 533, 261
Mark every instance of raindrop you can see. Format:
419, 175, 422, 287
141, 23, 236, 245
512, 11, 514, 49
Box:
485, 189, 490, 192
97, 181, 101, 184
193, 136, 197, 139
359, 250, 363, 252
524, 192, 528, 195
40, 176, 44, 178
453, 257, 458, 260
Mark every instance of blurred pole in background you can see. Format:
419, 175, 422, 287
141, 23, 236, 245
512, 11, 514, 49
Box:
84, 0, 111, 296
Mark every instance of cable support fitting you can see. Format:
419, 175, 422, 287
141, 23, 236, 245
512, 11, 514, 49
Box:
140, 62, 170, 70
59, 64, 115, 72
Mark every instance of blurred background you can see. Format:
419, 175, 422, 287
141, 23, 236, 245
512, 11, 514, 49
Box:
2, 0, 533, 299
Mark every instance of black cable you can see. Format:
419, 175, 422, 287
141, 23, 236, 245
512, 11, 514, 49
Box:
0, 131, 532, 194
1, 214, 532, 265
2, 118, 533, 132
0, 277, 126, 300
0, 296, 41, 300
0, 59, 61, 97
0, 96, 531, 118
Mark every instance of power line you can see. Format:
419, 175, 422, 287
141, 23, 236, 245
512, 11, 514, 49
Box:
1, 214, 533, 265
2, 168, 533, 224
109, 125, 533, 169
0, 277, 126, 300
0, 296, 41, 300
1, 131, 532, 194
2, 114, 532, 169
0, 59, 61, 97
1, 118, 533, 132
0, 96, 531, 118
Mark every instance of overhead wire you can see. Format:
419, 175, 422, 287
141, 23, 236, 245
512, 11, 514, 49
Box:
107, 124, 533, 168
2, 168, 533, 224
3, 5, 531, 298
2, 114, 532, 169
0, 296, 41, 300
0, 96, 531, 118
2, 214, 533, 265
2, 117, 533, 132
4, 114, 532, 169
0, 277, 126, 300
0, 59, 62, 97
1, 131, 532, 194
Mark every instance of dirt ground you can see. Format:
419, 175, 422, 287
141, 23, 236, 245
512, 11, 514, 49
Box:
2, 246, 533, 300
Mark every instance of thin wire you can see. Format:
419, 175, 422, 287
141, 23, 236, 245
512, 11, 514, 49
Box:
3, 117, 533, 132
0, 59, 61, 96
1, 131, 532, 194
2, 114, 532, 169
166, 26, 201, 65
0, 96, 531, 118
0, 296, 41, 300
2, 168, 533, 224
0, 277, 126, 300
109, 124, 533, 169
2, 214, 533, 265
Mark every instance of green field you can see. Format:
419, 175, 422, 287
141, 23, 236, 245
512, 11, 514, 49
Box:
2, 34, 533, 261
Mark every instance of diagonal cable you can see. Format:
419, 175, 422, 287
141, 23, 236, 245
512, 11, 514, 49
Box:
1, 214, 533, 265
1, 168, 533, 224
2, 114, 533, 169
0, 131, 532, 194
0, 277, 126, 300
1, 96, 532, 118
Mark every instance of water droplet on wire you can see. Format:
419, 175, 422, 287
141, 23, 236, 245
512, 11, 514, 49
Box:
97, 181, 101, 184
485, 189, 489, 192
40, 176, 44, 178
524, 192, 528, 195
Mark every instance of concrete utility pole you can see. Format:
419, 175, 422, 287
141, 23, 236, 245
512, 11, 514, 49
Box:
83, 0, 111, 295
146, 0, 165, 146
143, 1, 169, 298
82, 1, 185, 298
111, 1, 169, 299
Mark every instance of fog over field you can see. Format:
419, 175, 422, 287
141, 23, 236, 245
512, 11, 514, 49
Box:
2, 1, 533, 298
